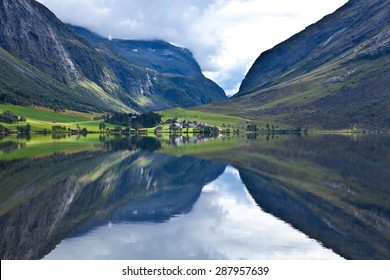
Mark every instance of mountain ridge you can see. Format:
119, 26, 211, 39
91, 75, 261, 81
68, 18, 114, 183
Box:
0, 0, 226, 113
68, 25, 203, 77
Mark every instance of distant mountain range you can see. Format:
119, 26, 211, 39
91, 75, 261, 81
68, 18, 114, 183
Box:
202, 0, 390, 130
0, 0, 226, 113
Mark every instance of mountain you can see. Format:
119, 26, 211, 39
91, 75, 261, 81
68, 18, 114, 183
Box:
69, 25, 202, 77
202, 0, 390, 130
68, 25, 226, 109
0, 0, 226, 113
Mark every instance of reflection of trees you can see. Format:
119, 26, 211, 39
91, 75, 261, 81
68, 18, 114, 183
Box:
0, 141, 18, 153
104, 136, 162, 152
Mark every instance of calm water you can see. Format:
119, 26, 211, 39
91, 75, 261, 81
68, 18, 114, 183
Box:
0, 134, 389, 259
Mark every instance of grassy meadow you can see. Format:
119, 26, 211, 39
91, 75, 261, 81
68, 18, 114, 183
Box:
0, 104, 118, 132
161, 107, 248, 128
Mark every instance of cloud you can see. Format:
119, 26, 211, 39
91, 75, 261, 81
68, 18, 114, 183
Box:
37, 0, 347, 95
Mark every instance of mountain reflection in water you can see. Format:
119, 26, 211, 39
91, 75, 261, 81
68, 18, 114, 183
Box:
0, 134, 389, 260
45, 167, 341, 260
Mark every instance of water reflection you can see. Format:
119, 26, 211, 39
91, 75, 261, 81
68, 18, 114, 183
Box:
1, 134, 389, 260
45, 167, 341, 260
165, 135, 215, 147
196, 134, 390, 259
0, 138, 225, 259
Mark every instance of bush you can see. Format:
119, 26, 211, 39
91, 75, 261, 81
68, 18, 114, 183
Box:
0, 111, 19, 123
52, 126, 67, 133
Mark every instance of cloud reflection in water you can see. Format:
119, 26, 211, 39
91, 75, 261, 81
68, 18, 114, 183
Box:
45, 166, 342, 260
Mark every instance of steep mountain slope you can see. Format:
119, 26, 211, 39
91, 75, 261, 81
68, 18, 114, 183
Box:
68, 25, 226, 109
0, 47, 129, 112
0, 0, 226, 113
202, 0, 390, 129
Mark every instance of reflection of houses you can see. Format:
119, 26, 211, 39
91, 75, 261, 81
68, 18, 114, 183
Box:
167, 135, 208, 146
169, 135, 184, 146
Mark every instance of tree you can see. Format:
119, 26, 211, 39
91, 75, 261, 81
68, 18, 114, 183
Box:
80, 127, 88, 136
16, 124, 31, 134
99, 122, 106, 132
0, 111, 19, 123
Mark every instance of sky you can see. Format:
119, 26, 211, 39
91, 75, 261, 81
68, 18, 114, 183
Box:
37, 0, 348, 96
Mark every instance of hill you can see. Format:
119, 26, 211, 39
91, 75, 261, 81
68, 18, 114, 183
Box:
201, 0, 390, 130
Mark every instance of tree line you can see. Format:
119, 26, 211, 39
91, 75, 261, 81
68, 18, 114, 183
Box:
104, 112, 162, 128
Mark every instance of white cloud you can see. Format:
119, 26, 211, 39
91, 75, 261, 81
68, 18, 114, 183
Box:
37, 0, 347, 95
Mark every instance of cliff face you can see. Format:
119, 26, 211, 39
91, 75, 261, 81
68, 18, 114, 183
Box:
0, 0, 82, 83
221, 0, 390, 129
0, 0, 226, 112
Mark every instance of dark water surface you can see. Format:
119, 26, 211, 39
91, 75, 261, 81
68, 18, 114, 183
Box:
0, 134, 389, 259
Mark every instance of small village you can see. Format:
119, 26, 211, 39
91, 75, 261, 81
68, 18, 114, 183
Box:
162, 118, 235, 135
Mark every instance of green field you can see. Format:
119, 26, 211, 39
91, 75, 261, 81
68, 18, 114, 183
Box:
161, 107, 248, 128
0, 104, 121, 132
0, 104, 90, 122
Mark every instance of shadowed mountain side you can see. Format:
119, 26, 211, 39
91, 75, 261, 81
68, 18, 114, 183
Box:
192, 134, 390, 259
0, 146, 225, 259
